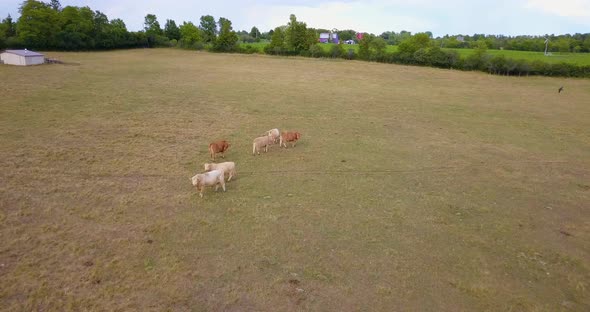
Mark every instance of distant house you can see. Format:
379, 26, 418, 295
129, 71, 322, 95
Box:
319, 33, 339, 44
0, 49, 45, 66
456, 36, 465, 42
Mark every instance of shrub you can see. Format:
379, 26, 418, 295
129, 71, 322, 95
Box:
239, 44, 259, 54
309, 44, 324, 58
329, 44, 345, 58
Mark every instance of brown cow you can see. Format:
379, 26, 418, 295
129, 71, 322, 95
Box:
279, 131, 301, 148
208, 140, 229, 161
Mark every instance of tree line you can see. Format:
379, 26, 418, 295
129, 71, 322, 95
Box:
0, 0, 244, 51
377, 32, 590, 53
349, 34, 590, 78
1, 0, 589, 78
251, 17, 590, 78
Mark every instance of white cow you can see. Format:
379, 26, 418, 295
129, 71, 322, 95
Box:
265, 128, 280, 144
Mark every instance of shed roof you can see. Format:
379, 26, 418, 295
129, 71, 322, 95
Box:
2, 49, 44, 57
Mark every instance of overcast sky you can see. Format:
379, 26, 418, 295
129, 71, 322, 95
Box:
1, 0, 590, 36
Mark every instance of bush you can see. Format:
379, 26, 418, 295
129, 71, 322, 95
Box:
464, 52, 490, 71
345, 47, 356, 60
487, 55, 507, 74
329, 44, 345, 58
239, 44, 259, 54
263, 44, 298, 56
308, 44, 324, 58
514, 59, 531, 76
191, 41, 205, 50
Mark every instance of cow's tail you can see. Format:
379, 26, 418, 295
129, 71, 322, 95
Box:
252, 142, 256, 155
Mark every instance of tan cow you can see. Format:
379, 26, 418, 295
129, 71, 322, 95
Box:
252, 136, 273, 155
203, 162, 236, 182
190, 169, 226, 198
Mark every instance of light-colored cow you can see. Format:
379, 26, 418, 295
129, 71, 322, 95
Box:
190, 169, 226, 198
265, 128, 280, 144
252, 136, 273, 155
203, 162, 236, 181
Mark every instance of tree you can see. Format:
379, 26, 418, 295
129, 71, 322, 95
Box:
49, 0, 61, 11
108, 18, 130, 48
265, 26, 286, 54
57, 6, 95, 49
144, 14, 162, 36
249, 26, 260, 39
358, 34, 387, 61
284, 14, 315, 54
555, 37, 571, 53
465, 40, 490, 70
17, 0, 60, 48
338, 29, 356, 41
2, 14, 16, 37
93, 10, 112, 49
164, 19, 180, 40
398, 33, 431, 55
144, 14, 163, 47
179, 21, 203, 48
358, 34, 372, 60
199, 15, 216, 43
212, 17, 238, 52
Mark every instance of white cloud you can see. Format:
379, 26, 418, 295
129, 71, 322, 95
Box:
1, 0, 588, 35
244, 1, 437, 34
524, 0, 590, 18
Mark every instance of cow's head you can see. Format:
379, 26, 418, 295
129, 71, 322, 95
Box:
190, 174, 200, 186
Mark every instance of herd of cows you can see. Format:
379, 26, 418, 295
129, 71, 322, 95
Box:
190, 128, 302, 198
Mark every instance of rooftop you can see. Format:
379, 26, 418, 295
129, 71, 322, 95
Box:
3, 49, 44, 57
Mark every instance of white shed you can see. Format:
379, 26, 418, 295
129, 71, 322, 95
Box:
0, 49, 45, 66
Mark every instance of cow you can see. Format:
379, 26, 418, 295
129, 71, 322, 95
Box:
264, 128, 280, 144
253, 136, 273, 155
203, 161, 237, 182
279, 131, 301, 148
190, 169, 226, 198
208, 140, 229, 161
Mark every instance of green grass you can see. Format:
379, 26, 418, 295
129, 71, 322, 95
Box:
240, 42, 590, 65
447, 48, 590, 65
1, 49, 589, 311
240, 41, 269, 53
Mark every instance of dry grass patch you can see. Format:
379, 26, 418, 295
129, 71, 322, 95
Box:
1, 49, 589, 311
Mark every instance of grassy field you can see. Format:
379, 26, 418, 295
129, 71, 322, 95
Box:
242, 42, 590, 65
1, 48, 589, 311
447, 48, 590, 65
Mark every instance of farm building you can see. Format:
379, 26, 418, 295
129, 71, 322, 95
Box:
319, 33, 339, 44
0, 49, 45, 66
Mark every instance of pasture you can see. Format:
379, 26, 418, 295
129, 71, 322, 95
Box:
243, 42, 590, 66
1, 48, 589, 311
447, 48, 590, 65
